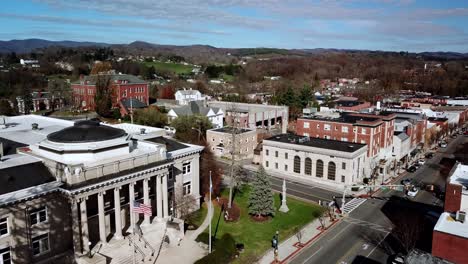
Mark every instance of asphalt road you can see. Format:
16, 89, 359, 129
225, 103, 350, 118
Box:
290, 135, 467, 264
216, 160, 340, 203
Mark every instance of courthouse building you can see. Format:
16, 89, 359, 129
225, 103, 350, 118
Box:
0, 115, 203, 263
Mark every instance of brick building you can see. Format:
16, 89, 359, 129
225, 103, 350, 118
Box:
296, 111, 396, 158
206, 127, 257, 160
335, 100, 372, 112
71, 74, 149, 111
432, 162, 468, 264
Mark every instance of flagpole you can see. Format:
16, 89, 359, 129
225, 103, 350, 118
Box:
209, 170, 212, 253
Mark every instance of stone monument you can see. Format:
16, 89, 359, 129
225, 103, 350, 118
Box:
279, 178, 289, 213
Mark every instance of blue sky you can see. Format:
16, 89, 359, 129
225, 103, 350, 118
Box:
1, 0, 467, 52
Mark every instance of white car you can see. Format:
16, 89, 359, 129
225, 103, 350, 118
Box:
439, 142, 447, 148
417, 159, 425, 165
407, 187, 419, 197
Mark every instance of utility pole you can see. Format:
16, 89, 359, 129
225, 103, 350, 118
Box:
228, 108, 238, 209
209, 171, 212, 253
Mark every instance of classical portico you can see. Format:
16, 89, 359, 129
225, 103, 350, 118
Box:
23, 120, 203, 256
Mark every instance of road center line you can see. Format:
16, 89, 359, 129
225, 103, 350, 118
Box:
330, 223, 350, 241
302, 246, 323, 264
366, 232, 389, 258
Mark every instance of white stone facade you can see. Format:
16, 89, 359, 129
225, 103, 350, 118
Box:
175, 89, 205, 105
262, 138, 369, 190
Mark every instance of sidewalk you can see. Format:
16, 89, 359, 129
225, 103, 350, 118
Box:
258, 216, 340, 264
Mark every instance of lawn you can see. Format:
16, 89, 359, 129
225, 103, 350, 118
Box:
143, 61, 194, 75
197, 185, 322, 262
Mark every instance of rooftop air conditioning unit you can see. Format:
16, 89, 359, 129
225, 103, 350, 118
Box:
456, 211, 466, 223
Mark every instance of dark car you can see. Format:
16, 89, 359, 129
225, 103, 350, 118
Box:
401, 179, 412, 186
407, 166, 417, 173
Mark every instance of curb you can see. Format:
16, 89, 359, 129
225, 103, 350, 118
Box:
271, 219, 341, 264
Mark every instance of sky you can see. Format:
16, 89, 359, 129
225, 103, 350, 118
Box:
1, 0, 468, 52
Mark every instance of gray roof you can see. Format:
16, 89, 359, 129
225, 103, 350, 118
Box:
394, 131, 410, 141
265, 134, 366, 153
172, 101, 219, 117
73, 74, 147, 85
144, 137, 189, 152
0, 161, 55, 195
121, 98, 147, 110
47, 120, 127, 143
177, 89, 200, 95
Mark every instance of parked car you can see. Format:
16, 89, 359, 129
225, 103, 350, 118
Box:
464, 131, 468, 136
417, 159, 426, 165
407, 187, 419, 197
390, 253, 405, 264
401, 179, 412, 186
439, 141, 448, 148
407, 166, 417, 173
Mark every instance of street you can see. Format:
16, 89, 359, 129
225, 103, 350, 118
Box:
289, 134, 467, 264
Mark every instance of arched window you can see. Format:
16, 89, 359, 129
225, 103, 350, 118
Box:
328, 161, 336, 180
316, 160, 323, 178
305, 158, 312, 175
294, 156, 301, 173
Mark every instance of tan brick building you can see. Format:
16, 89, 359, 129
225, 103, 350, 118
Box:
206, 127, 257, 160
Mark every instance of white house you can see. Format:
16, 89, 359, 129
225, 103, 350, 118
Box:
174, 89, 205, 105
392, 131, 412, 169
262, 134, 369, 190
168, 101, 224, 129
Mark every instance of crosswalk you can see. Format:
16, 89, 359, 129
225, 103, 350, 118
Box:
342, 198, 367, 214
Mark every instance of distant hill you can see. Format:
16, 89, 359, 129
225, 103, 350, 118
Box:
0, 39, 109, 53
1, 38, 467, 60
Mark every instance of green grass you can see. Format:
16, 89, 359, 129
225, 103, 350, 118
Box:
220, 73, 235, 82
197, 186, 322, 262
143, 61, 194, 75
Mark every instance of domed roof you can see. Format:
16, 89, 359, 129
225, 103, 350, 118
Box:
47, 120, 127, 143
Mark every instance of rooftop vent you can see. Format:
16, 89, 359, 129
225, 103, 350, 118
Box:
456, 211, 466, 223
31, 123, 39, 130
140, 128, 146, 135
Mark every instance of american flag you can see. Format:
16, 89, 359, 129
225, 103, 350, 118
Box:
133, 201, 152, 216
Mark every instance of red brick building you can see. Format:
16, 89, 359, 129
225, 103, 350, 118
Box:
296, 112, 396, 158
71, 74, 149, 111
432, 163, 468, 264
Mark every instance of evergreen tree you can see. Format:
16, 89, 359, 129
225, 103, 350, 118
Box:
298, 85, 313, 108
248, 166, 275, 217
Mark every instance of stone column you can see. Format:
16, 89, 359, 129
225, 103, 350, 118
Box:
163, 175, 169, 217
114, 187, 123, 239
71, 200, 82, 255
156, 176, 163, 218
143, 178, 150, 225
79, 197, 90, 253
129, 182, 135, 233
97, 192, 107, 244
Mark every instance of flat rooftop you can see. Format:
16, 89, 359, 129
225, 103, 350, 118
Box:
207, 101, 288, 113
209, 127, 255, 134
145, 137, 189, 152
434, 212, 468, 239
300, 112, 382, 125
449, 163, 468, 188
264, 134, 366, 153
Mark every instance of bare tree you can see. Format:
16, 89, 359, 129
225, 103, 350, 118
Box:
391, 212, 423, 253
174, 191, 198, 221
294, 226, 303, 246
227, 103, 241, 209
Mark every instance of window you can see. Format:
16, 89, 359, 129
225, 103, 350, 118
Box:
316, 160, 323, 178
182, 162, 191, 174
335, 126, 338, 131
341, 175, 345, 183
284, 165, 288, 171
324, 124, 331, 131
305, 158, 312, 175
275, 151, 278, 158
266, 161, 269, 167
285, 152, 288, 159
316, 124, 320, 129
275, 163, 278, 169
266, 149, 269, 156
362, 128, 366, 135
183, 182, 192, 195
304, 132, 309, 137
324, 135, 330, 139
0, 218, 8, 237
168, 167, 174, 180
361, 140, 365, 144
328, 162, 336, 180
32, 233, 50, 256
294, 156, 301, 173
342, 162, 346, 170
0, 247, 11, 264
342, 127, 349, 133
303, 122, 310, 128
341, 137, 348, 142
30, 206, 47, 225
